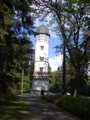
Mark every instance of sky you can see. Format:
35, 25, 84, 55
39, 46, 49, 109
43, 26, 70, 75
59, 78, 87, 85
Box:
30, 19, 63, 71
30, 19, 90, 75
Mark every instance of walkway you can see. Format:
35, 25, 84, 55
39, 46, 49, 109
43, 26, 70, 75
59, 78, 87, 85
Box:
29, 97, 80, 120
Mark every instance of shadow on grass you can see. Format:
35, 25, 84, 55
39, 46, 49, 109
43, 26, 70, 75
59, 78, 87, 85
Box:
0, 97, 30, 120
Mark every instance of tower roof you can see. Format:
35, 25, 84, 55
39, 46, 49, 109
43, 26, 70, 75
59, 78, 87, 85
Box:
36, 25, 50, 36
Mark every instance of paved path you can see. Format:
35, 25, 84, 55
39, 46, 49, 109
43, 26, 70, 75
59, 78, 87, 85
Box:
29, 97, 80, 120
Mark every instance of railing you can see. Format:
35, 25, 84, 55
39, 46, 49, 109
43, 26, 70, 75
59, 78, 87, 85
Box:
34, 71, 48, 74
34, 58, 48, 62
33, 76, 49, 80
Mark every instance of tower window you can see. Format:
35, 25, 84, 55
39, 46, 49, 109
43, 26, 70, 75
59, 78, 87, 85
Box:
40, 67, 43, 72
40, 46, 44, 50
40, 57, 44, 61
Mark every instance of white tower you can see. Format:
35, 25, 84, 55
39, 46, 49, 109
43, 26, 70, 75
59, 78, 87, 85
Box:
31, 25, 50, 96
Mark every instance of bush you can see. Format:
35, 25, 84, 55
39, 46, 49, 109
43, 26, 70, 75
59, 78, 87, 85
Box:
42, 95, 90, 120
23, 75, 30, 93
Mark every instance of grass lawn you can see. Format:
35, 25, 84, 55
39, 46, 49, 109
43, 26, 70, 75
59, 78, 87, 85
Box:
0, 97, 30, 120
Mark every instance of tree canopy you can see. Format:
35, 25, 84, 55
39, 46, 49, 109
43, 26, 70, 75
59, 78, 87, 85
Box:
0, 0, 35, 99
34, 0, 90, 96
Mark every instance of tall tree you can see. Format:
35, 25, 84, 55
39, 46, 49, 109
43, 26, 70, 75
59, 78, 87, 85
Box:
34, 0, 90, 96
53, 67, 63, 93
0, 0, 35, 99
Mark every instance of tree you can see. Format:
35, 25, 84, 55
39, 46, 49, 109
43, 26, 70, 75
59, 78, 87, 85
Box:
53, 67, 62, 93
48, 64, 55, 92
0, 0, 35, 99
34, 0, 90, 97
18, 37, 34, 94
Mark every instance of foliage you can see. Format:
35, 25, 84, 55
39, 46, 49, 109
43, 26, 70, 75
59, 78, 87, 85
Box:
35, 0, 90, 96
52, 55, 89, 95
52, 62, 75, 94
29, 62, 34, 89
52, 67, 62, 92
23, 75, 30, 93
48, 64, 55, 91
65, 55, 88, 95
0, 0, 35, 99
49, 64, 73, 93
0, 97, 30, 120
42, 95, 90, 120
80, 76, 90, 96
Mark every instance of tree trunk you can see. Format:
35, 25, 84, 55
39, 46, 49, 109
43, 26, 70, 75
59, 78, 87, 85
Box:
21, 69, 24, 94
74, 89, 77, 97
62, 42, 66, 95
73, 68, 80, 97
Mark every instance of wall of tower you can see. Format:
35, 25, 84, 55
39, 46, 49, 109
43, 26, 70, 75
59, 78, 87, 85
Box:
31, 27, 50, 96
34, 62, 48, 73
32, 80, 49, 91
34, 34, 49, 73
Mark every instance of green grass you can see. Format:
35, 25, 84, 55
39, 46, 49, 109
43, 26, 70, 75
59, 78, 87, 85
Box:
42, 95, 90, 120
0, 97, 30, 120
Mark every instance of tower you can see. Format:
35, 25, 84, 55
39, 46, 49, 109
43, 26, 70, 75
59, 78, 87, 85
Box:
31, 25, 50, 96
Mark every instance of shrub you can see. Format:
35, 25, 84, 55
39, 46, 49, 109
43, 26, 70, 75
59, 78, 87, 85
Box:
42, 95, 90, 120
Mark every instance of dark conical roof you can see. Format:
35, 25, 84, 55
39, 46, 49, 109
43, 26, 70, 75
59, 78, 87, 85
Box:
36, 25, 50, 36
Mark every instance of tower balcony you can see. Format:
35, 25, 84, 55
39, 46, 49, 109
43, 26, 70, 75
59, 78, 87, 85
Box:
33, 76, 49, 80
33, 71, 48, 75
34, 58, 48, 63
35, 71, 48, 74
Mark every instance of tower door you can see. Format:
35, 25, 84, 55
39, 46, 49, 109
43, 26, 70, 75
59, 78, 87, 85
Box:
41, 90, 44, 96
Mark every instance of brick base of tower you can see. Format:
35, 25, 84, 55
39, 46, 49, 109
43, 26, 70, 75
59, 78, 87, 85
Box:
31, 80, 49, 96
